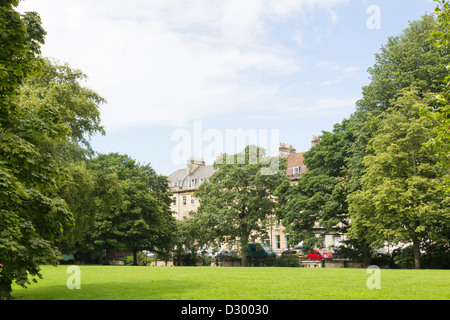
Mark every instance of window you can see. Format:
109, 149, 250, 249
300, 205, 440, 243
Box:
172, 197, 177, 206
274, 219, 280, 228
275, 235, 281, 249
173, 181, 179, 187
182, 196, 187, 206
191, 197, 195, 205
334, 236, 342, 247
293, 167, 300, 175
199, 178, 205, 185
188, 179, 196, 188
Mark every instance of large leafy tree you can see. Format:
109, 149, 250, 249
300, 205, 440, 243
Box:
429, 0, 450, 193
275, 120, 354, 252
348, 89, 450, 269
342, 14, 450, 264
348, 14, 450, 191
0, 1, 74, 299
193, 146, 288, 266
83, 153, 176, 265
18, 57, 106, 158
17, 58, 106, 248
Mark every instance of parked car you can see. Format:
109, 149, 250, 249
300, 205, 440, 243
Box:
247, 243, 276, 259
197, 249, 214, 257
281, 249, 305, 259
372, 249, 390, 258
331, 250, 349, 260
307, 249, 333, 261
215, 250, 234, 259
373, 249, 389, 257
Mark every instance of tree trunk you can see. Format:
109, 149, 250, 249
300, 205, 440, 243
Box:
103, 248, 115, 265
412, 237, 421, 269
133, 250, 138, 266
362, 241, 371, 267
0, 274, 13, 300
240, 239, 249, 267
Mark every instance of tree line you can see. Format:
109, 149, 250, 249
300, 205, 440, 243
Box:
0, 1, 177, 299
187, 5, 450, 270
1, 0, 449, 300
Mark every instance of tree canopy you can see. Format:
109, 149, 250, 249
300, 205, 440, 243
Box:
348, 89, 450, 269
275, 120, 354, 251
78, 153, 177, 266
0, 1, 73, 298
193, 146, 288, 266
275, 12, 450, 268
428, 0, 450, 193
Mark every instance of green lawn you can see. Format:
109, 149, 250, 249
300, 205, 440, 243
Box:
11, 265, 450, 300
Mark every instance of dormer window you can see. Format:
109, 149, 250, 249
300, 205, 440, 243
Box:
188, 179, 196, 188
293, 167, 300, 175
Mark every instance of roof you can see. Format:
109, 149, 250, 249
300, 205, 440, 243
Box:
286, 152, 307, 177
168, 165, 217, 191
168, 149, 309, 190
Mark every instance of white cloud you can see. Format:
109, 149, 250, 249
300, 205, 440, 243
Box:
18, 0, 350, 131
279, 97, 358, 118
319, 63, 361, 86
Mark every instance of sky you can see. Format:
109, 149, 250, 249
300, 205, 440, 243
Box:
18, 0, 437, 176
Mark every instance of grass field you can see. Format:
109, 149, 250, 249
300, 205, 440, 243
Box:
10, 265, 450, 300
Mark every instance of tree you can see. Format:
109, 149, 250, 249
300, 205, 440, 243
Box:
429, 0, 450, 193
82, 153, 176, 266
17, 58, 106, 248
193, 146, 288, 266
343, 14, 450, 265
172, 219, 198, 266
347, 89, 450, 269
275, 120, 354, 252
18, 57, 106, 159
0, 1, 74, 299
348, 14, 450, 192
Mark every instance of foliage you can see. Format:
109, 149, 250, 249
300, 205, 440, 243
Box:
348, 89, 450, 269
18, 57, 106, 159
172, 219, 198, 266
193, 146, 288, 265
80, 153, 177, 265
0, 0, 75, 299
428, 0, 450, 193
17, 58, 106, 248
341, 14, 450, 268
275, 120, 354, 252
275, 15, 449, 261
123, 252, 150, 266
392, 248, 415, 269
348, 14, 449, 192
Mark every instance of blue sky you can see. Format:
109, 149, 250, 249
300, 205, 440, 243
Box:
18, 0, 437, 176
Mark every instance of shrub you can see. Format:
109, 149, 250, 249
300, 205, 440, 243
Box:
123, 252, 151, 266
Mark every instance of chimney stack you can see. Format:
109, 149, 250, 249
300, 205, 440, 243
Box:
311, 136, 321, 148
279, 143, 296, 158
187, 157, 205, 176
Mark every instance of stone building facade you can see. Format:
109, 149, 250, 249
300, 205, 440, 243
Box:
167, 157, 217, 221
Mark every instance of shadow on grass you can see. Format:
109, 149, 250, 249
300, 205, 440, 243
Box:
13, 279, 204, 300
